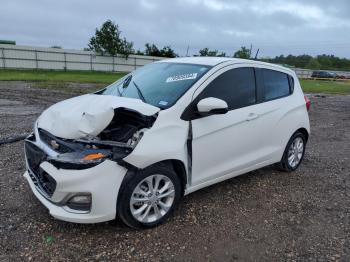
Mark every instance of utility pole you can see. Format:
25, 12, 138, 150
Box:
254, 49, 260, 60
186, 45, 190, 57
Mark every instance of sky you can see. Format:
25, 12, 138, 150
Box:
1, 0, 350, 58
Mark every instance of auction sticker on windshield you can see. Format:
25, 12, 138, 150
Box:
166, 73, 198, 83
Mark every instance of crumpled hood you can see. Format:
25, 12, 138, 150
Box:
37, 94, 160, 139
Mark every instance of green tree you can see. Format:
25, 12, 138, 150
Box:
263, 54, 350, 70
233, 46, 251, 59
88, 20, 134, 58
144, 43, 177, 57
199, 48, 210, 56
316, 55, 333, 69
198, 48, 225, 57
145, 43, 161, 56
306, 58, 321, 69
160, 46, 177, 58
135, 49, 144, 55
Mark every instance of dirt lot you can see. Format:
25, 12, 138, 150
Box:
0, 81, 349, 261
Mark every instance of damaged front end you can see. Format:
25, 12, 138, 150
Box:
35, 106, 158, 170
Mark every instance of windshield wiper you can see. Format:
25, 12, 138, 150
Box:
122, 75, 132, 88
118, 75, 132, 96
132, 80, 146, 103
120, 75, 146, 103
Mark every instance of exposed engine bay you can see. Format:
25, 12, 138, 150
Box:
98, 108, 156, 146
37, 108, 157, 169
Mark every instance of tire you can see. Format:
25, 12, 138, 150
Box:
117, 163, 182, 229
277, 131, 307, 172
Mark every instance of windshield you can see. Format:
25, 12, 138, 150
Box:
100, 62, 212, 109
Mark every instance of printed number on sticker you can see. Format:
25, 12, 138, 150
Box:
166, 73, 198, 83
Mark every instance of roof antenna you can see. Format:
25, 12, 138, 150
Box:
254, 48, 260, 60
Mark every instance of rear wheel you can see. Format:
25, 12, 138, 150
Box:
277, 132, 306, 172
117, 164, 181, 229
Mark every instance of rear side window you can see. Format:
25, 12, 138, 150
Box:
262, 69, 291, 101
197, 67, 256, 110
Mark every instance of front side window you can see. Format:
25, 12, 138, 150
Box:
262, 69, 291, 101
100, 62, 211, 109
196, 67, 256, 110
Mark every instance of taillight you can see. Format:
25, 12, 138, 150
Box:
304, 95, 311, 111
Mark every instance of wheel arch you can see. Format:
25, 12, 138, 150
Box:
117, 159, 187, 204
295, 127, 309, 142
166, 159, 187, 196
277, 127, 308, 172
144, 159, 187, 196
116, 159, 185, 228
279, 127, 309, 164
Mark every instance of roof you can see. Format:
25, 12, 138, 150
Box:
160, 56, 238, 66
159, 56, 293, 74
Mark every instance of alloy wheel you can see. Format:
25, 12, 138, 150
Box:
287, 137, 304, 168
130, 174, 175, 223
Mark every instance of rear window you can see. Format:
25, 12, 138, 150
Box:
262, 69, 291, 101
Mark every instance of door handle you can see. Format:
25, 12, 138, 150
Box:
246, 113, 259, 121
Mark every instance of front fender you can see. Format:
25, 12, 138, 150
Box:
123, 113, 189, 170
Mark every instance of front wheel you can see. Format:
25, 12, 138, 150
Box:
117, 164, 182, 229
277, 131, 307, 172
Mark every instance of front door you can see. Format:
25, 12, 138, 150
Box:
189, 66, 266, 186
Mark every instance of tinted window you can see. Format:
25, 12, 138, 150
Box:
262, 69, 291, 101
288, 75, 294, 93
197, 67, 256, 110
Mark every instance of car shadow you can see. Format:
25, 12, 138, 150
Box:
36, 164, 284, 233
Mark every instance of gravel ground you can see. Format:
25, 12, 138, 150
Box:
0, 81, 349, 261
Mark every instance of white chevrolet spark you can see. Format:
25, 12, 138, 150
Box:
24, 57, 310, 228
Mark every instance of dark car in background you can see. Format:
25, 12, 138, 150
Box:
311, 71, 338, 79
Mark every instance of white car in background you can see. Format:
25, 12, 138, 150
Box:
24, 57, 311, 228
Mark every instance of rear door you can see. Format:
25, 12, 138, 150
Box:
252, 67, 296, 161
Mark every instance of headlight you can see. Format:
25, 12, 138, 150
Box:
82, 153, 107, 160
48, 150, 110, 170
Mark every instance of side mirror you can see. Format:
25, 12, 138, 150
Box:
197, 97, 228, 116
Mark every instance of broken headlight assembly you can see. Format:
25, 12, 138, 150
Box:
40, 108, 156, 170
47, 149, 112, 170
46, 128, 147, 170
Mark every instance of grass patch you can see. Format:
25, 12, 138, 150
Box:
300, 79, 350, 95
1, 69, 349, 95
0, 69, 126, 84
